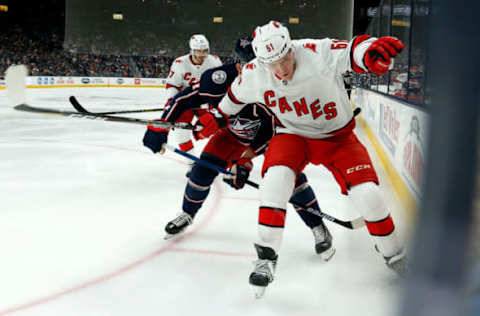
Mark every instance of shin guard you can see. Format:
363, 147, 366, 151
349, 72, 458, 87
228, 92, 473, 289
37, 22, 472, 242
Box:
349, 182, 402, 257
182, 153, 226, 217
291, 173, 322, 228
257, 166, 296, 252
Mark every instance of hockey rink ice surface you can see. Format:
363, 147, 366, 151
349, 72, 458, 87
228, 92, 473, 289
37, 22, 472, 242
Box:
0, 87, 414, 316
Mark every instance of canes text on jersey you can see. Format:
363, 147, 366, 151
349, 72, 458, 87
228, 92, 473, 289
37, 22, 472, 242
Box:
263, 90, 338, 120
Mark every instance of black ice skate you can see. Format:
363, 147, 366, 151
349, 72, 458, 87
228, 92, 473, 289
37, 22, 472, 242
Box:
312, 221, 336, 261
164, 212, 193, 240
249, 244, 278, 299
376, 245, 408, 277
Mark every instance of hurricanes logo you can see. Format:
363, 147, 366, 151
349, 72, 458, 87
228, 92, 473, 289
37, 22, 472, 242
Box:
211, 70, 227, 84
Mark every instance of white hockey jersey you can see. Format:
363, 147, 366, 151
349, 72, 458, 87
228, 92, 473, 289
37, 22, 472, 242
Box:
165, 54, 222, 100
219, 38, 373, 139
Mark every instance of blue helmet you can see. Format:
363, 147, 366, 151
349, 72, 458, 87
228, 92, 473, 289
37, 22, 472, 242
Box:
234, 36, 255, 64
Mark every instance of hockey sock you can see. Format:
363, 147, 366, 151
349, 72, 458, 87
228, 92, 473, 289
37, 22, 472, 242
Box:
349, 182, 402, 257
257, 166, 296, 252
290, 173, 322, 228
182, 153, 226, 217
173, 128, 195, 164
179, 140, 194, 152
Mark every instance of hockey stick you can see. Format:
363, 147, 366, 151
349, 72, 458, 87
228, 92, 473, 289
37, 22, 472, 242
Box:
162, 144, 365, 230
69, 96, 165, 115
14, 104, 197, 130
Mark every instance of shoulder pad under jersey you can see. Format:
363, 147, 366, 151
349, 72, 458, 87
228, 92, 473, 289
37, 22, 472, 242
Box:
198, 63, 239, 96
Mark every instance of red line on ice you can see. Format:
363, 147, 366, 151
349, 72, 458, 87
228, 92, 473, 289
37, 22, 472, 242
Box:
0, 183, 223, 315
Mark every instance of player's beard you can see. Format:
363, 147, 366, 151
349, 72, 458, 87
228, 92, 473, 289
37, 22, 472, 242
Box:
192, 54, 206, 65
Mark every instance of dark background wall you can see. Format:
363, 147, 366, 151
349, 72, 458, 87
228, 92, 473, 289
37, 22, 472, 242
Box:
1, 0, 378, 56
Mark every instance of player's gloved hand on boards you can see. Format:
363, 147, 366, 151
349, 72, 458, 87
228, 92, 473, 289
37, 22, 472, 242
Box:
364, 36, 405, 75
143, 125, 169, 154
193, 108, 228, 140
223, 157, 253, 190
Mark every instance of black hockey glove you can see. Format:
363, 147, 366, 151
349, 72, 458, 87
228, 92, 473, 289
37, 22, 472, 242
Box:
143, 126, 168, 153
223, 157, 253, 190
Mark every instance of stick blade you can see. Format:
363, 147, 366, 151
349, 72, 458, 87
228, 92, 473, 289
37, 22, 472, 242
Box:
350, 217, 366, 229
5, 64, 28, 106
69, 96, 89, 113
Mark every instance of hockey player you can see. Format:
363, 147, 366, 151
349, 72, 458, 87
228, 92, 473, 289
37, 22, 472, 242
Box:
164, 34, 222, 161
211, 21, 408, 294
143, 37, 335, 261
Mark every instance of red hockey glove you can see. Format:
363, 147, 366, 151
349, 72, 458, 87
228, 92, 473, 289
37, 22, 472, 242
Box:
223, 157, 253, 190
193, 108, 228, 140
364, 36, 405, 75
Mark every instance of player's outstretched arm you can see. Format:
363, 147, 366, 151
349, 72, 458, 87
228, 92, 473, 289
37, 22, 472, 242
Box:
349, 35, 405, 75
161, 86, 202, 123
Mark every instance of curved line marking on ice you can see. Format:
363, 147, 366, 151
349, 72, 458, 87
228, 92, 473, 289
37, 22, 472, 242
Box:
0, 144, 222, 315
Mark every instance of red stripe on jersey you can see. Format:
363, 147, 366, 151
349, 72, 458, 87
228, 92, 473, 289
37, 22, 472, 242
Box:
227, 87, 244, 105
166, 83, 182, 90
179, 140, 194, 152
258, 207, 286, 227
365, 215, 395, 236
350, 35, 371, 74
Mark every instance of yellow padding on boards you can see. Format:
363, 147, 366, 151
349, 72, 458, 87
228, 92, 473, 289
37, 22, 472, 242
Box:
356, 113, 418, 224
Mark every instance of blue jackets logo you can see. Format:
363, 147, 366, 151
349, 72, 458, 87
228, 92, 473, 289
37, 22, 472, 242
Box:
228, 118, 261, 140
81, 78, 90, 84
211, 70, 227, 84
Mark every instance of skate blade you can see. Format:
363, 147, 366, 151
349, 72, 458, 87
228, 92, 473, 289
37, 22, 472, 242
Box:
320, 247, 336, 261
252, 285, 267, 299
163, 232, 183, 240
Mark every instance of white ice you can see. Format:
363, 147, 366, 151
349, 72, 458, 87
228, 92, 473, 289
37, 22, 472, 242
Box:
0, 87, 413, 316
